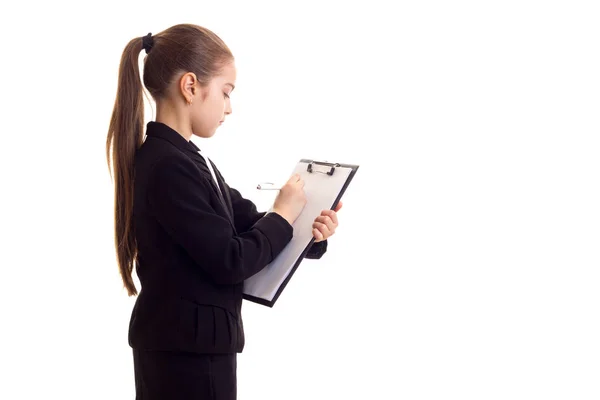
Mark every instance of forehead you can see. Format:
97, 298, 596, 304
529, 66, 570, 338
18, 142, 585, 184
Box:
213, 62, 236, 84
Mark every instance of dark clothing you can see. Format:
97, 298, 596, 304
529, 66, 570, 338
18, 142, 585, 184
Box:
129, 121, 327, 356
133, 350, 237, 400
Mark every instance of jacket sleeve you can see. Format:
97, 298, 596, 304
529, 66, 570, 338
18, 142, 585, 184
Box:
226, 184, 329, 259
227, 186, 267, 233
147, 155, 293, 285
305, 240, 328, 259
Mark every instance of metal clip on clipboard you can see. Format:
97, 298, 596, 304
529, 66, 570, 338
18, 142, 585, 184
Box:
257, 161, 341, 190
306, 161, 340, 176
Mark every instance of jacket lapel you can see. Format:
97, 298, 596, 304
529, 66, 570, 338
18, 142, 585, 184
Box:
183, 145, 235, 225
209, 160, 233, 214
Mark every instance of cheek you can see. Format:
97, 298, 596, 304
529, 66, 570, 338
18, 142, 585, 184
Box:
207, 93, 223, 113
218, 95, 227, 110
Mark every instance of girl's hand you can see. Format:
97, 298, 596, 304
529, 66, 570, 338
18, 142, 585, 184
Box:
312, 201, 342, 242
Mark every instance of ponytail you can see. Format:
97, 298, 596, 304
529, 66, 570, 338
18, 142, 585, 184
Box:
106, 37, 146, 296
106, 25, 234, 296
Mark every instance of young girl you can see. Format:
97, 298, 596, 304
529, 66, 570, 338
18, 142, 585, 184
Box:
106, 24, 342, 399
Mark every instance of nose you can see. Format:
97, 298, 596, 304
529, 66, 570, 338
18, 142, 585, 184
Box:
224, 99, 232, 116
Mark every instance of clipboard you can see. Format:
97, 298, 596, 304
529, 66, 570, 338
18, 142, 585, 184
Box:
243, 159, 359, 307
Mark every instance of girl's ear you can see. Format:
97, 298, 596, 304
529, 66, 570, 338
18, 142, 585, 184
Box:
179, 72, 197, 104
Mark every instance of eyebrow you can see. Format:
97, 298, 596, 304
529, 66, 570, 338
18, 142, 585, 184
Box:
225, 83, 235, 91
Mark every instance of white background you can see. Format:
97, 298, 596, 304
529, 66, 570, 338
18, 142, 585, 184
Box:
1, 1, 599, 399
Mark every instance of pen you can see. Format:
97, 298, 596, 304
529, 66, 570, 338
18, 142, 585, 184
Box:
256, 182, 281, 190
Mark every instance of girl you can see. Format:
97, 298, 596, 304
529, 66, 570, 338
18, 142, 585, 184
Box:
106, 24, 342, 399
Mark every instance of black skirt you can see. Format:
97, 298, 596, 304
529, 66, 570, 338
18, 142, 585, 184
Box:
133, 349, 237, 400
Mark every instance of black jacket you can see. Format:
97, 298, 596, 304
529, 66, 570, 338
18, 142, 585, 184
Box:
128, 122, 327, 354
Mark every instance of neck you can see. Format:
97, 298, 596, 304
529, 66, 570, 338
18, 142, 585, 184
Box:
155, 100, 193, 141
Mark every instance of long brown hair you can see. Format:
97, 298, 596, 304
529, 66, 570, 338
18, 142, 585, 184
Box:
106, 24, 233, 296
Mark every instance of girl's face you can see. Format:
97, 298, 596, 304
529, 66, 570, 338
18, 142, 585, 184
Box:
190, 62, 236, 138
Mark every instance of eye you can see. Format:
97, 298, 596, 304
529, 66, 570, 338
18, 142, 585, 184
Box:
224, 92, 230, 99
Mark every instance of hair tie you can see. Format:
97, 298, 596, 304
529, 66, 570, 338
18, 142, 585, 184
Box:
142, 33, 154, 54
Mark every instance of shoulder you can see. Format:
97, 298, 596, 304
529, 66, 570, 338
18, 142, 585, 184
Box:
136, 138, 197, 177
148, 153, 204, 187
136, 136, 183, 164
145, 153, 219, 213
135, 138, 215, 197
